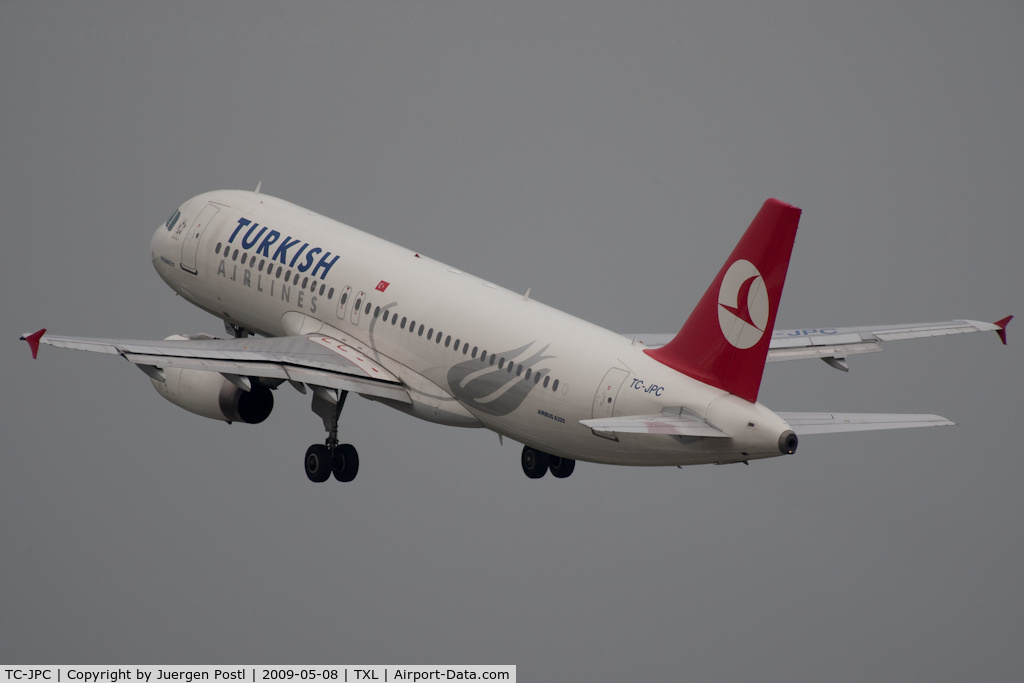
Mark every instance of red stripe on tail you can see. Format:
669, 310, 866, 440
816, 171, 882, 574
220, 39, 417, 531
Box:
645, 199, 801, 403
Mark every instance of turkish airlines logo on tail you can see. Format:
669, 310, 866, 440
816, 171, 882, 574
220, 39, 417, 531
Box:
717, 259, 769, 349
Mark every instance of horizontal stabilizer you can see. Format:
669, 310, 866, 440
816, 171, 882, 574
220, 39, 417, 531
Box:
779, 412, 954, 434
581, 408, 726, 437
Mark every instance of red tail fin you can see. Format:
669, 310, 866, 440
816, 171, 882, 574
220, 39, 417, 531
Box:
645, 199, 801, 403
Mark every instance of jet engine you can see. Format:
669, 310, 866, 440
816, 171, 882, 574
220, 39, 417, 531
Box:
150, 366, 273, 424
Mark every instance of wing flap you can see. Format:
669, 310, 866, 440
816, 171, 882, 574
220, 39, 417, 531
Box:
780, 412, 954, 434
766, 342, 882, 362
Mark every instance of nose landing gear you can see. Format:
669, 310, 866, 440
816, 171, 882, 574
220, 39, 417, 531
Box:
306, 388, 360, 483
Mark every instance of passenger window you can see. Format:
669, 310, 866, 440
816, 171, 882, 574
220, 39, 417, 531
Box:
543, 376, 550, 388
427, 328, 433, 341
401, 317, 407, 329
215, 243, 222, 255
365, 302, 371, 315
445, 335, 451, 347
382, 310, 389, 322
552, 379, 560, 392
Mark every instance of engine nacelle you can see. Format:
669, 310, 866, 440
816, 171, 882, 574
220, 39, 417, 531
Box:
150, 367, 274, 424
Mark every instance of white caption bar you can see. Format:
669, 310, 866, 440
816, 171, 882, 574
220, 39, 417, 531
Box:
1, 668, 515, 683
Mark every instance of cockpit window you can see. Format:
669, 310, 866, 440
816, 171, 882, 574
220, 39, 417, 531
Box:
165, 209, 181, 231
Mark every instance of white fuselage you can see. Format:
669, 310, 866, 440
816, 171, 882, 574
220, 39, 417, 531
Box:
151, 190, 792, 466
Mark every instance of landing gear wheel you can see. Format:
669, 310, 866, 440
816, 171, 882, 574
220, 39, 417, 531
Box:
304, 444, 333, 483
332, 443, 360, 482
521, 446, 549, 479
549, 455, 576, 479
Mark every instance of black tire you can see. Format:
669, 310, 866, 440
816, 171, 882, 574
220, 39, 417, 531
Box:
521, 446, 549, 479
304, 444, 333, 483
332, 443, 360, 482
549, 455, 576, 479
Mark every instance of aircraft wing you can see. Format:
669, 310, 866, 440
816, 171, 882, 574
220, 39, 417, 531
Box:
21, 330, 411, 404
631, 317, 1011, 371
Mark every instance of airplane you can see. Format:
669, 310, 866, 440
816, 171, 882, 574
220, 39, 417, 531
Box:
21, 189, 1011, 482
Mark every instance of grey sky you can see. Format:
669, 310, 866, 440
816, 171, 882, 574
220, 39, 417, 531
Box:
2, 2, 1022, 680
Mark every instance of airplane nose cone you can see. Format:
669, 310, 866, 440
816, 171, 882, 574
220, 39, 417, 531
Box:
151, 223, 166, 266
153, 208, 182, 266
152, 212, 181, 276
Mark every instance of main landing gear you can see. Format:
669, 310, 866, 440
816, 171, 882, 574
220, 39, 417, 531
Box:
521, 445, 576, 479
306, 388, 360, 483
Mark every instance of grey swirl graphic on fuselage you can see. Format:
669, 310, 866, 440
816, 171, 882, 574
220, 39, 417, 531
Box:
365, 301, 398, 364
447, 342, 555, 416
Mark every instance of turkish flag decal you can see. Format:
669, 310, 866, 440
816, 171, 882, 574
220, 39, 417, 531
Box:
376, 280, 390, 292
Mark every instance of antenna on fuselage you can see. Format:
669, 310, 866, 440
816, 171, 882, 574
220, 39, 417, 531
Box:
254, 181, 262, 194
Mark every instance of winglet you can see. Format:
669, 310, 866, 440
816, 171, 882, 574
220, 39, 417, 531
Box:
994, 315, 1012, 345
21, 328, 46, 359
